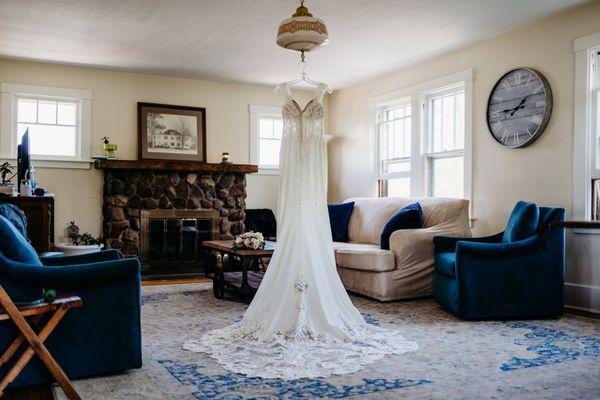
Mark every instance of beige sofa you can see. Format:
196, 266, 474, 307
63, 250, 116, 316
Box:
334, 197, 471, 301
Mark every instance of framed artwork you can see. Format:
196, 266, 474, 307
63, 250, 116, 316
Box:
138, 102, 206, 162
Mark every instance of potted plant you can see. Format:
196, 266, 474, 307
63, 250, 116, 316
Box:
0, 162, 15, 196
102, 137, 118, 158
54, 221, 104, 255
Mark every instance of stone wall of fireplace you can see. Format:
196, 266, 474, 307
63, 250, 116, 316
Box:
102, 169, 247, 258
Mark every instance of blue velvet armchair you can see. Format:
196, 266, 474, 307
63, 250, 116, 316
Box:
0, 214, 142, 389
433, 201, 565, 320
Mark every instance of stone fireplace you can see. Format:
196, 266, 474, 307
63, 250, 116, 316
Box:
95, 160, 258, 277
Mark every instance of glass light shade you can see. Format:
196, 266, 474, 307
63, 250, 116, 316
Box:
276, 5, 329, 52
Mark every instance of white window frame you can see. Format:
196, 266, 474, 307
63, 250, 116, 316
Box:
371, 69, 473, 208
376, 97, 412, 184
422, 83, 467, 198
573, 32, 600, 234
0, 83, 92, 169
249, 105, 283, 175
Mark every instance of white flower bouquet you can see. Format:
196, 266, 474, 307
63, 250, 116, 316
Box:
232, 231, 265, 250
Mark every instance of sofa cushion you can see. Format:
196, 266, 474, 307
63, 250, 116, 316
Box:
435, 252, 456, 278
0, 215, 41, 266
380, 202, 423, 250
333, 242, 395, 272
503, 201, 539, 243
328, 202, 355, 242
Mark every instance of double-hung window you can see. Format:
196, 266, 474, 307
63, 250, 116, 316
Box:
593, 49, 600, 220
373, 70, 472, 201
249, 105, 283, 174
573, 32, 600, 224
377, 99, 412, 197
423, 84, 465, 199
0, 83, 92, 167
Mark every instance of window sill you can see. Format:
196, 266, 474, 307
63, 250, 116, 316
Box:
572, 228, 600, 235
256, 168, 279, 176
0, 158, 92, 170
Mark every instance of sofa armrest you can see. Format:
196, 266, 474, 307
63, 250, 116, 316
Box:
3, 258, 140, 289
40, 249, 123, 266
389, 222, 471, 270
433, 232, 504, 254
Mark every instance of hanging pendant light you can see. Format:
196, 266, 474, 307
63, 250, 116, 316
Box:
276, 0, 329, 53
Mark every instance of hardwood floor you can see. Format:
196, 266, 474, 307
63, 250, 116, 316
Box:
142, 277, 211, 286
3, 385, 54, 400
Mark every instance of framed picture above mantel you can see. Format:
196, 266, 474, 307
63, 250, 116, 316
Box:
138, 102, 206, 162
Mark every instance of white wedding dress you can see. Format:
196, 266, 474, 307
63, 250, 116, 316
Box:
183, 83, 418, 379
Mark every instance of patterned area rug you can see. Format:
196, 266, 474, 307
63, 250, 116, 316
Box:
55, 283, 600, 399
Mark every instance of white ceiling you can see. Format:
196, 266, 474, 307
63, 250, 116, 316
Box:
0, 0, 591, 89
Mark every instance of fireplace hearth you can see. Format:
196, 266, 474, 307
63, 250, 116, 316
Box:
95, 160, 258, 277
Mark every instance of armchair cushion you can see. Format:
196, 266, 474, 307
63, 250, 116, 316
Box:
502, 201, 539, 243
0, 215, 40, 266
435, 252, 456, 278
380, 202, 423, 250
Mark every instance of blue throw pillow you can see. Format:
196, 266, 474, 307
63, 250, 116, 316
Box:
328, 202, 355, 242
0, 215, 41, 266
503, 201, 539, 243
380, 202, 423, 250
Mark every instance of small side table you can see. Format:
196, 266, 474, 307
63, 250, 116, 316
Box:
203, 240, 275, 300
0, 287, 82, 400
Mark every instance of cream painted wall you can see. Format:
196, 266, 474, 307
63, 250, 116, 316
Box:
327, 2, 600, 312
0, 59, 323, 240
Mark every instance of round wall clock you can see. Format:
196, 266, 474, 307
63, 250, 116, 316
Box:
486, 67, 552, 148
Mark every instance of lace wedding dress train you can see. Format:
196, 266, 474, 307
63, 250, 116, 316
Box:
183, 83, 418, 379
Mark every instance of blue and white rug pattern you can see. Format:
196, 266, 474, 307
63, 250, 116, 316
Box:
57, 283, 600, 399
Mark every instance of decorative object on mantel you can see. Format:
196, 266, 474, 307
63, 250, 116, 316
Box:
0, 162, 16, 197
487, 67, 552, 148
102, 136, 118, 158
54, 221, 104, 256
233, 231, 265, 251
221, 152, 231, 164
138, 102, 206, 162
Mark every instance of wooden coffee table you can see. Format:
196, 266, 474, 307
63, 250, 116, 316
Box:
203, 240, 275, 300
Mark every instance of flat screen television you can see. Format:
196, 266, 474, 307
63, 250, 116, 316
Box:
17, 129, 31, 194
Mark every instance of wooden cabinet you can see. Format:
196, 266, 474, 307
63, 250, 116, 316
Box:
0, 196, 54, 252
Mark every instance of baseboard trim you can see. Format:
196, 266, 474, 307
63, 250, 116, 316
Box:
564, 282, 600, 315
565, 305, 600, 319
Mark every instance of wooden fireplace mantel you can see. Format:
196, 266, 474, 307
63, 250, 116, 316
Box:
94, 160, 258, 173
